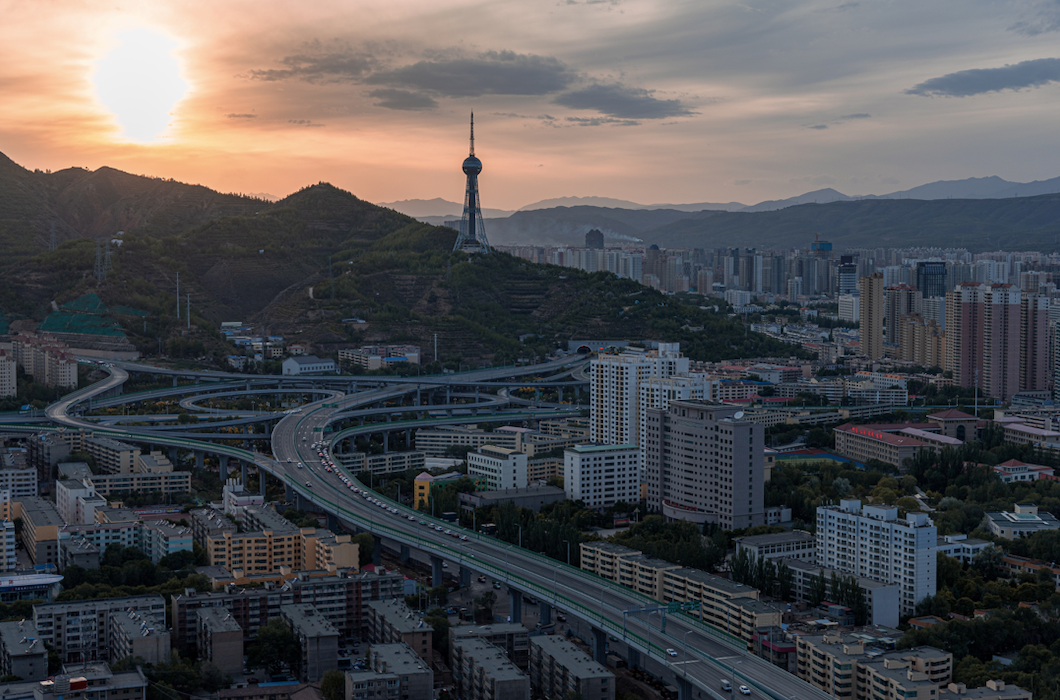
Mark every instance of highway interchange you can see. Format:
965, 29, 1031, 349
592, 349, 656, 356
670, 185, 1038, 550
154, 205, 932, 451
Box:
29, 357, 828, 700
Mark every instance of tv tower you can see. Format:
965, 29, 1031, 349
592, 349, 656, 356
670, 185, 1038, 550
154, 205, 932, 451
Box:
453, 112, 491, 253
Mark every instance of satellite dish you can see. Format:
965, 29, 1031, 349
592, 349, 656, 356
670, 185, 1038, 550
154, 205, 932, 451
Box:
734, 411, 744, 419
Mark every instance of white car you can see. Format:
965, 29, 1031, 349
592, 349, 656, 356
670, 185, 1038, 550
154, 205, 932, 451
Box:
739, 687, 751, 696
666, 648, 677, 657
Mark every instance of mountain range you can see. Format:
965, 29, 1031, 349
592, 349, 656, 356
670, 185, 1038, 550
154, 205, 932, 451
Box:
382, 174, 1060, 221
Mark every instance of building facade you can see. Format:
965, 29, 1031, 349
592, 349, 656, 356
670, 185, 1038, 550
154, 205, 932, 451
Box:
563, 444, 641, 510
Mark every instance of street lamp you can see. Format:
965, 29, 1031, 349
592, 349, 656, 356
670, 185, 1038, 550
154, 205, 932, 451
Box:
518, 523, 522, 549
646, 610, 659, 659
682, 629, 694, 678
731, 659, 743, 694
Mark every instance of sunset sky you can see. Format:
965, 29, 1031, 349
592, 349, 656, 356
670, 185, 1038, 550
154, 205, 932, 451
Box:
2, 0, 1059, 209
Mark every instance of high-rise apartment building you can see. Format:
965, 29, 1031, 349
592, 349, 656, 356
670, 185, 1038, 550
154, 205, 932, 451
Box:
982, 283, 1022, 401
897, 315, 944, 368
643, 401, 764, 529
885, 285, 922, 346
589, 343, 688, 446
816, 500, 936, 617
1021, 294, 1050, 393
945, 282, 987, 389
859, 273, 885, 361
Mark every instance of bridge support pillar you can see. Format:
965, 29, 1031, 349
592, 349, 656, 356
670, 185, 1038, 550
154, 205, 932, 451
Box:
326, 512, 338, 531
400, 545, 410, 563
195, 451, 204, 472
405, 429, 411, 447
460, 566, 471, 588
627, 647, 641, 670
219, 458, 228, 481
172, 377, 177, 387
539, 602, 552, 626
296, 493, 306, 511
508, 588, 522, 625
373, 536, 382, 566
168, 447, 179, 467
241, 461, 248, 485
383, 432, 389, 453
259, 469, 267, 496
285, 484, 294, 503
557, 387, 563, 403
430, 556, 444, 588
592, 627, 607, 664
676, 676, 694, 700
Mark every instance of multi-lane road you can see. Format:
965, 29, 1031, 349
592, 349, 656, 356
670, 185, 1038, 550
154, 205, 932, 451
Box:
36, 358, 826, 700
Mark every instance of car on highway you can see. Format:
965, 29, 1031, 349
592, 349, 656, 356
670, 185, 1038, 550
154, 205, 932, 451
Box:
408, 515, 415, 521
420, 521, 428, 526
721, 681, 732, 692
666, 648, 677, 657
477, 576, 487, 583
286, 458, 292, 463
492, 582, 501, 590
460, 535, 468, 541
739, 686, 751, 696
297, 463, 303, 469
305, 481, 312, 487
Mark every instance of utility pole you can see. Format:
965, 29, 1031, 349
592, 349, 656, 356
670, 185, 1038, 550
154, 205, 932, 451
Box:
176, 272, 180, 319
434, 333, 438, 363
330, 255, 334, 301
187, 294, 191, 329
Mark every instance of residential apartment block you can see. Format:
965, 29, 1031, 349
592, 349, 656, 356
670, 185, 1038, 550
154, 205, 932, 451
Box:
451, 623, 530, 671
735, 531, 816, 563
33, 594, 168, 663
816, 500, 937, 617
529, 635, 615, 700
345, 643, 433, 700
590, 343, 688, 446
365, 599, 433, 662
451, 637, 531, 700
280, 604, 339, 683
195, 608, 243, 675
783, 557, 900, 628
467, 445, 528, 491
643, 401, 765, 529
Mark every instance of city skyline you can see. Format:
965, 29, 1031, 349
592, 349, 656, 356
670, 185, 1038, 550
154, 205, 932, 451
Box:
1, 1, 1059, 209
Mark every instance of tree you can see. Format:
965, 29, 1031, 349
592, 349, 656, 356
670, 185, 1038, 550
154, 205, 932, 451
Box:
777, 560, 794, 602
199, 663, 230, 692
475, 591, 497, 621
972, 544, 1004, 580
247, 619, 301, 676
808, 573, 827, 606
321, 670, 345, 700
352, 533, 375, 567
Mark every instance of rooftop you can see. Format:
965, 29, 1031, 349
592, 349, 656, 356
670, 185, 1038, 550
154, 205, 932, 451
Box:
451, 623, 529, 640
110, 610, 167, 639
366, 599, 432, 635
664, 567, 758, 595
566, 443, 639, 454
530, 635, 612, 679
196, 607, 242, 633
0, 620, 45, 657
19, 497, 65, 527
736, 531, 815, 547
370, 642, 431, 675
453, 637, 527, 681
280, 604, 339, 638
836, 423, 928, 447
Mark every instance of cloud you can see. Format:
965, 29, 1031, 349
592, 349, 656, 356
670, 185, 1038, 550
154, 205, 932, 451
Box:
552, 83, 693, 119
367, 88, 438, 111
905, 57, 1060, 97
807, 124, 829, 130
365, 50, 575, 97
249, 52, 375, 84
816, 2, 860, 12
226, 113, 257, 119
564, 116, 640, 126
288, 119, 324, 127
1009, 1, 1060, 35
839, 113, 871, 120
732, 179, 752, 185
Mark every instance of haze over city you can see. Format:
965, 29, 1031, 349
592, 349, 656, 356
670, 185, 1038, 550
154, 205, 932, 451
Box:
3, 0, 1060, 209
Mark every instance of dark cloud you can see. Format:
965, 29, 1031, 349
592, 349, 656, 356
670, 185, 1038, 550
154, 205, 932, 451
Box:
226, 113, 257, 119
288, 119, 324, 127
839, 113, 871, 119
249, 53, 375, 84
564, 116, 640, 126
365, 50, 575, 97
552, 83, 693, 119
906, 57, 1060, 97
807, 124, 829, 130
366, 89, 437, 111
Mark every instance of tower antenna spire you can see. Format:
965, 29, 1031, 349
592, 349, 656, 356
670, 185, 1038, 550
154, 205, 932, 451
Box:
453, 112, 490, 253
469, 112, 475, 157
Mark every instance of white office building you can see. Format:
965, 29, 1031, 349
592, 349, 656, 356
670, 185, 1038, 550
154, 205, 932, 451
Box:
0, 467, 37, 500
816, 499, 937, 618
590, 343, 689, 446
838, 294, 860, 324
467, 445, 528, 491
563, 444, 641, 510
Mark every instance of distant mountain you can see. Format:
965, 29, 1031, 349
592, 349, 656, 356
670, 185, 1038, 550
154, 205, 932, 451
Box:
739, 188, 853, 213
378, 198, 514, 219
245, 192, 280, 202
863, 175, 1060, 201
642, 194, 1060, 252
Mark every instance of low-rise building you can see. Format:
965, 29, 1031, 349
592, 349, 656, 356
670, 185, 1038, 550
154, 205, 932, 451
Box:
59, 537, 100, 571
195, 608, 243, 676
992, 459, 1055, 482
983, 504, 1060, 539
451, 637, 530, 700
365, 599, 433, 662
85, 437, 141, 475
833, 423, 931, 468
84, 470, 192, 497
458, 484, 567, 515
35, 662, 148, 700
563, 444, 641, 510
345, 643, 433, 700
468, 445, 528, 491
281, 356, 337, 376
940, 681, 1032, 700
529, 635, 614, 700
336, 450, 427, 478
413, 425, 520, 457
937, 534, 992, 564
280, 604, 339, 683
783, 558, 900, 628
735, 531, 816, 563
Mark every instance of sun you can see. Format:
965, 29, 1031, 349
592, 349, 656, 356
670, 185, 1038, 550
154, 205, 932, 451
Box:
93, 28, 188, 143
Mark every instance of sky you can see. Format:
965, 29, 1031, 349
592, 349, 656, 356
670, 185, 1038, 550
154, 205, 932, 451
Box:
2, 0, 1059, 209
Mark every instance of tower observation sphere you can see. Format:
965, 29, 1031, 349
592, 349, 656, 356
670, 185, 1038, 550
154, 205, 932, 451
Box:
453, 112, 491, 253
